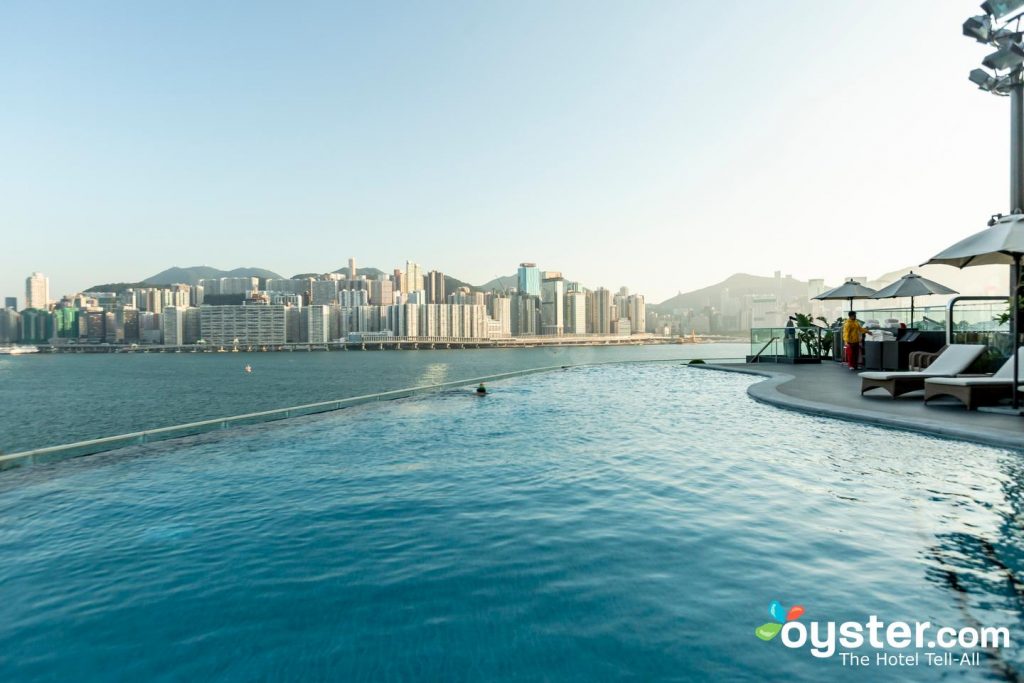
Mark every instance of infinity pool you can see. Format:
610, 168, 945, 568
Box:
1, 363, 1022, 681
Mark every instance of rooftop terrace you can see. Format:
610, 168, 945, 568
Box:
699, 361, 1024, 451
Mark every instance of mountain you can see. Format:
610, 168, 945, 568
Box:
84, 281, 150, 293
652, 273, 810, 313
477, 274, 517, 292
144, 266, 284, 286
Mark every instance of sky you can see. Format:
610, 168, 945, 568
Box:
0, 0, 1013, 303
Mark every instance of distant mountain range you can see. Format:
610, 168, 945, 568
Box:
650, 273, 810, 313
87, 265, 484, 294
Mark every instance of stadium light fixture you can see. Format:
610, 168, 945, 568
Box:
965, 15, 992, 43
983, 42, 1024, 70
983, 0, 1024, 22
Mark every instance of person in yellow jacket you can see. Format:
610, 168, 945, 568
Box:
842, 311, 868, 370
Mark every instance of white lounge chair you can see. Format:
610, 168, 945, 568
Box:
859, 344, 986, 398
923, 348, 1024, 410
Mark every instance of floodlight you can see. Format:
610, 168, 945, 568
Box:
983, 42, 1024, 70
970, 67, 999, 90
983, 0, 1024, 21
964, 15, 992, 42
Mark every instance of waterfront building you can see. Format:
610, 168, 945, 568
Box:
541, 277, 565, 336
163, 306, 187, 346
285, 306, 304, 343
119, 306, 140, 343
199, 304, 287, 346
83, 309, 106, 343
565, 291, 587, 335
0, 308, 19, 343
590, 287, 612, 335
307, 305, 330, 343
4, 297, 17, 310
25, 272, 49, 310
613, 317, 632, 336
511, 293, 540, 336
626, 294, 646, 335
53, 307, 79, 339
184, 307, 201, 344
426, 270, 445, 304
490, 296, 512, 337
517, 263, 541, 297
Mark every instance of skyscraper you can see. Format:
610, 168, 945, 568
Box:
426, 270, 446, 304
404, 261, 424, 294
25, 272, 49, 310
517, 263, 541, 297
4, 297, 16, 310
540, 277, 565, 336
348, 257, 357, 279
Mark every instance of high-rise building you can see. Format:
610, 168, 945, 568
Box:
490, 296, 512, 337
626, 294, 646, 335
590, 287, 612, 335
25, 272, 49, 310
163, 306, 187, 346
199, 304, 287, 346
348, 257, 357, 280
517, 263, 541, 297
307, 305, 331, 343
369, 277, 394, 306
4, 297, 16, 310
404, 261, 424, 294
541, 277, 565, 336
310, 280, 338, 306
0, 308, 19, 343
426, 270, 446, 304
565, 291, 587, 335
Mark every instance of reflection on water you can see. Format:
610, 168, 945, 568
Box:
417, 361, 449, 387
0, 363, 1021, 681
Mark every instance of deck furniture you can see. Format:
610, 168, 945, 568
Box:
923, 348, 1024, 410
859, 345, 986, 398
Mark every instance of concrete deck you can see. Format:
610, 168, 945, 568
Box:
699, 361, 1024, 450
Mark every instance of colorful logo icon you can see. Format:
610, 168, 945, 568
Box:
755, 600, 805, 641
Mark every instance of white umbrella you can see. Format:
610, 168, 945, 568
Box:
812, 279, 878, 313
869, 271, 958, 328
924, 212, 1023, 408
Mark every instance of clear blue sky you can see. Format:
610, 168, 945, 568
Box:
0, 1, 1009, 302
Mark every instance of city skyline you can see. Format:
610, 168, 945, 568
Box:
0, 1, 1011, 304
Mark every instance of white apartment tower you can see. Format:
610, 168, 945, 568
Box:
25, 272, 49, 310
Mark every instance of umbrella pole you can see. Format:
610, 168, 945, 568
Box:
910, 297, 914, 330
1015, 254, 1021, 411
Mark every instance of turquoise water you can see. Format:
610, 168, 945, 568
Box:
0, 363, 1021, 681
0, 343, 746, 453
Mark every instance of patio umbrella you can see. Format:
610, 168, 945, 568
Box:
869, 271, 958, 328
812, 279, 878, 313
924, 212, 1024, 409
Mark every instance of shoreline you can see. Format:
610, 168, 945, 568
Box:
17, 336, 746, 354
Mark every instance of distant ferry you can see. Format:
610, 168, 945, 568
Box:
0, 345, 39, 355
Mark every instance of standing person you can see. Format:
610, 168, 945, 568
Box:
842, 311, 868, 371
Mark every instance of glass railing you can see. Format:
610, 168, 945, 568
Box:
749, 327, 829, 363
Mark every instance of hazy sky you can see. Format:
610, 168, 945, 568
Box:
0, 1, 1012, 303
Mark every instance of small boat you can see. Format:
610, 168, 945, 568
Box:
244, 364, 252, 374
0, 345, 39, 355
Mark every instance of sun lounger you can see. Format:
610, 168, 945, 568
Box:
859, 344, 985, 398
923, 348, 1024, 410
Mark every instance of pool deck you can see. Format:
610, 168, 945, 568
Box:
698, 361, 1024, 450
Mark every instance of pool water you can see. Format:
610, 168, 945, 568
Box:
0, 363, 1022, 681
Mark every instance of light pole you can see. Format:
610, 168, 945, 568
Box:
964, 0, 1024, 408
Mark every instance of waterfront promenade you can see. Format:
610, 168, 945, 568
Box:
29, 335, 743, 353
700, 362, 1024, 450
